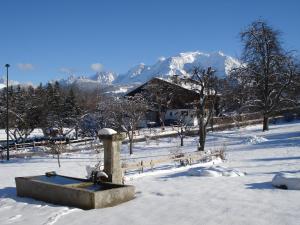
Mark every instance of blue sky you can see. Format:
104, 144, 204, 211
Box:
1, 0, 300, 84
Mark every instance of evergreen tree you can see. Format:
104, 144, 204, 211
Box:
63, 88, 81, 138
45, 82, 64, 135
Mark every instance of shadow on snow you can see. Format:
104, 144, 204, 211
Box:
251, 156, 300, 162
245, 181, 274, 190
0, 186, 68, 208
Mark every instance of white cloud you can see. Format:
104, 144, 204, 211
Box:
91, 63, 103, 72
17, 63, 34, 71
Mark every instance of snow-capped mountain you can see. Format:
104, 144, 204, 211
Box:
0, 77, 22, 89
1, 51, 240, 93
0, 77, 5, 89
114, 51, 240, 84
59, 71, 117, 90
90, 71, 116, 84
55, 51, 240, 94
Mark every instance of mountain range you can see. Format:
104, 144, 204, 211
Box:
0, 77, 21, 89
114, 51, 240, 84
0, 51, 241, 93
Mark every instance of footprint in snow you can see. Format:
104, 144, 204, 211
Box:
43, 208, 79, 225
151, 192, 164, 196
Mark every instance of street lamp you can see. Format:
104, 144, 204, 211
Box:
5, 64, 10, 160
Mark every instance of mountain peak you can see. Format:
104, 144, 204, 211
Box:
114, 50, 240, 84
90, 71, 116, 84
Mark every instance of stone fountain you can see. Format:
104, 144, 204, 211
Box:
15, 128, 135, 210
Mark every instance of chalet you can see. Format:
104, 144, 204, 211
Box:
125, 76, 219, 127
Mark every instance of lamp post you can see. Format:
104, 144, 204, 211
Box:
5, 64, 10, 160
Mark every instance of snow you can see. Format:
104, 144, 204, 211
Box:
0, 121, 300, 225
272, 172, 300, 190
187, 165, 246, 177
124, 158, 223, 182
245, 135, 268, 144
114, 51, 241, 84
0, 83, 5, 89
98, 128, 117, 135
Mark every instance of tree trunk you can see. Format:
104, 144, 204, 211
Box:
180, 127, 184, 146
129, 140, 133, 155
75, 125, 78, 139
198, 118, 206, 151
158, 109, 163, 127
129, 130, 134, 155
198, 129, 206, 151
263, 115, 269, 131
57, 154, 61, 167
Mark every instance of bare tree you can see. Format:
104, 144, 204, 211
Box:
174, 110, 193, 146
48, 141, 65, 167
99, 94, 148, 155
0, 86, 37, 144
142, 80, 174, 129
233, 20, 299, 131
191, 67, 220, 151
120, 95, 148, 154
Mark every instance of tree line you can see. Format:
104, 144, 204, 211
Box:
0, 81, 100, 142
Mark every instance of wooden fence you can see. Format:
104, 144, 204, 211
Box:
5, 138, 94, 150
121, 151, 223, 173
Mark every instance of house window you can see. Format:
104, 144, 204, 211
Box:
181, 111, 188, 116
169, 112, 173, 116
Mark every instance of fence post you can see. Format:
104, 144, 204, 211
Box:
141, 160, 144, 173
150, 160, 154, 172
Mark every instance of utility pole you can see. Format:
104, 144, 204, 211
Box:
5, 64, 10, 160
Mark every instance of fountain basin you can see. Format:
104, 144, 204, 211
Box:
15, 174, 135, 210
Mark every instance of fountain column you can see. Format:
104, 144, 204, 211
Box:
98, 128, 124, 184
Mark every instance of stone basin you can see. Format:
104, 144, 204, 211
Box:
15, 174, 135, 210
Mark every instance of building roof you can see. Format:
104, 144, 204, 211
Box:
125, 77, 200, 97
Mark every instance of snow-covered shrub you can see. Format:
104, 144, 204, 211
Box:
211, 143, 227, 161
188, 166, 245, 177
272, 173, 300, 190
218, 146, 226, 161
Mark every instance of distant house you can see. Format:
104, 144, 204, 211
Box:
125, 76, 219, 127
164, 109, 198, 126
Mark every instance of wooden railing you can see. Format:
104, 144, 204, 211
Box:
121, 151, 223, 173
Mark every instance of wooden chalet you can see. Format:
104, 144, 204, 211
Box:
125, 77, 219, 127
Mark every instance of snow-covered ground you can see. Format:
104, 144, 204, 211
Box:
0, 121, 300, 225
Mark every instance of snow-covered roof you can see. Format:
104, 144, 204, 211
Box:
125, 76, 200, 97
